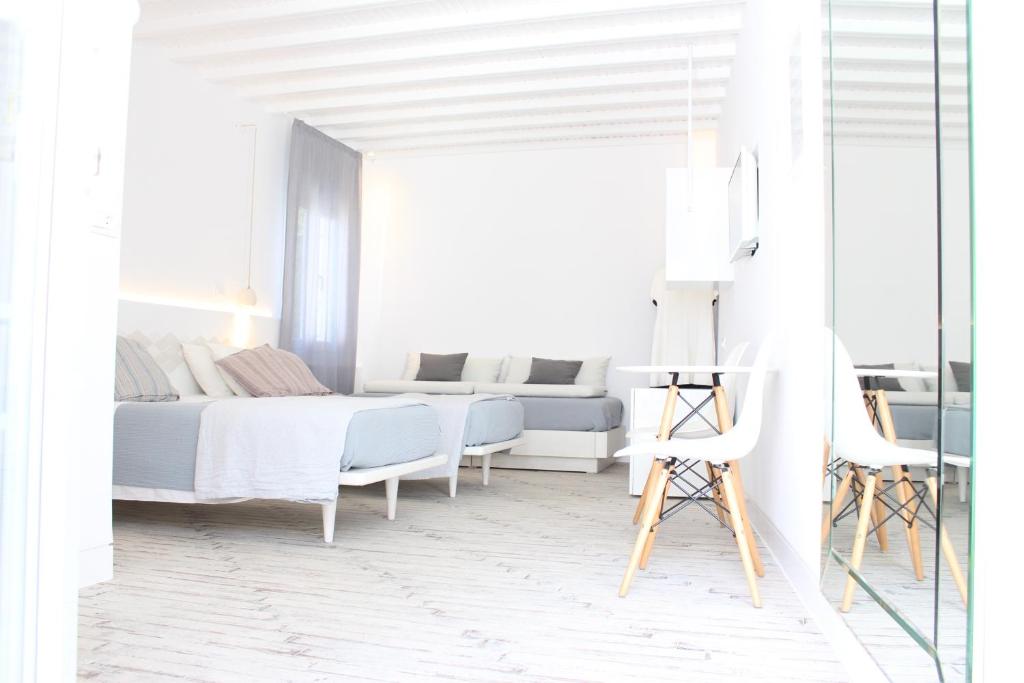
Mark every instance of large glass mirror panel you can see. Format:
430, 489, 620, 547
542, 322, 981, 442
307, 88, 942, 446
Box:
823, 0, 972, 680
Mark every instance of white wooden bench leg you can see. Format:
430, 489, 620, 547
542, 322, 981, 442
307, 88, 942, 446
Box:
321, 497, 338, 544
958, 468, 968, 503
385, 477, 398, 521
449, 474, 458, 498
481, 453, 492, 486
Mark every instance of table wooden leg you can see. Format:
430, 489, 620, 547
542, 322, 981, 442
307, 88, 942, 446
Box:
875, 390, 925, 580
633, 380, 681, 523
620, 465, 670, 597
926, 474, 968, 606
640, 464, 673, 569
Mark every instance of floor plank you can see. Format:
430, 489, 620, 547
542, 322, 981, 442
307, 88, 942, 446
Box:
80, 464, 845, 682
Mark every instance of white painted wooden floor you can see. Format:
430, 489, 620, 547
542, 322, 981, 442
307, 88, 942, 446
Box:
80, 464, 845, 682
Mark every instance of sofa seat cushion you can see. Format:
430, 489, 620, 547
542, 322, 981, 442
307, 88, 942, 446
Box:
362, 379, 475, 395
475, 382, 606, 398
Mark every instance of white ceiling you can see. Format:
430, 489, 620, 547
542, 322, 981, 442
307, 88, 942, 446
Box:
136, 0, 968, 155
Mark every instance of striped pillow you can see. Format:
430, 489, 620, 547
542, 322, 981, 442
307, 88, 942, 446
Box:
215, 344, 332, 397
114, 336, 179, 402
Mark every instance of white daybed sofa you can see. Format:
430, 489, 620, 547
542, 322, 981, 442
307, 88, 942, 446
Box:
363, 354, 625, 473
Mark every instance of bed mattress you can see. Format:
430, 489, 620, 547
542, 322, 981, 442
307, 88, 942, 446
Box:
113, 398, 440, 492
517, 396, 623, 432
462, 397, 524, 446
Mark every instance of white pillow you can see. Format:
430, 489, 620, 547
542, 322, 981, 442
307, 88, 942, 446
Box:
207, 342, 252, 397
894, 361, 927, 392
182, 343, 234, 398
401, 352, 503, 383
500, 356, 610, 387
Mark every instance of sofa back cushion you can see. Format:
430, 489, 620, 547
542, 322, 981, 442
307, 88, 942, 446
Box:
501, 356, 610, 387
402, 352, 503, 382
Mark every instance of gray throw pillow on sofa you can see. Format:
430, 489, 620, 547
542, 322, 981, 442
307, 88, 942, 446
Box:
526, 357, 583, 385
415, 353, 469, 381
856, 363, 903, 392
949, 361, 972, 392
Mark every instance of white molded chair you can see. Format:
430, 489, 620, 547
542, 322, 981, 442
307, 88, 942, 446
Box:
615, 339, 772, 606
824, 329, 967, 611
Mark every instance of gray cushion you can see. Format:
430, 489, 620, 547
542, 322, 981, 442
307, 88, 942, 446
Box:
415, 352, 468, 381
526, 357, 583, 385
114, 336, 179, 402
949, 361, 972, 392
856, 363, 903, 392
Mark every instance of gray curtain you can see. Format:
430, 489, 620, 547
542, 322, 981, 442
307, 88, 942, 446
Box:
280, 121, 361, 393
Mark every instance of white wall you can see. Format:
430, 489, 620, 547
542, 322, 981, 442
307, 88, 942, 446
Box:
359, 142, 688, 417
716, 0, 825, 572
827, 142, 971, 366
119, 43, 291, 323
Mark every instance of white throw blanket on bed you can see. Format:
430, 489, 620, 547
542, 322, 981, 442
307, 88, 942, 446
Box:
194, 395, 425, 503
398, 393, 513, 481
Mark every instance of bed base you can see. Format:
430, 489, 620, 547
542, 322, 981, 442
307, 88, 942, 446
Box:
476, 427, 624, 474
114, 453, 450, 545
461, 437, 526, 487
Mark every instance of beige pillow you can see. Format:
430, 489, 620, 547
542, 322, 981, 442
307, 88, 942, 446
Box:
216, 345, 332, 397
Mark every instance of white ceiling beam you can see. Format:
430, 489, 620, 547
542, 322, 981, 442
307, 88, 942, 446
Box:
830, 19, 966, 41
197, 24, 739, 81
234, 46, 733, 99
355, 121, 701, 153
829, 89, 967, 108
162, 1, 741, 60
830, 44, 968, 67
829, 68, 967, 90
324, 103, 721, 141
135, 0, 415, 38
829, 107, 967, 125
273, 68, 729, 115
303, 88, 716, 129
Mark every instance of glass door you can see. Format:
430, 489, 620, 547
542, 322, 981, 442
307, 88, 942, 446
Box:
823, 0, 973, 679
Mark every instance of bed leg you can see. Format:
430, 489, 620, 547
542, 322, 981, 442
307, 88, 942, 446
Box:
321, 497, 338, 544
385, 477, 398, 521
449, 474, 458, 498
482, 453, 492, 486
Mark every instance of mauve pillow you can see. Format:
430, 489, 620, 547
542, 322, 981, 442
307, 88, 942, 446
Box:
525, 357, 583, 385
216, 345, 331, 397
415, 352, 468, 381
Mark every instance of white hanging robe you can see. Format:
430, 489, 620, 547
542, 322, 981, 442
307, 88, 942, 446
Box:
650, 267, 715, 386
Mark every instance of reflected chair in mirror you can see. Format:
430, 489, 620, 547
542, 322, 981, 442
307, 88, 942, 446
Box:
615, 340, 772, 607
823, 330, 968, 611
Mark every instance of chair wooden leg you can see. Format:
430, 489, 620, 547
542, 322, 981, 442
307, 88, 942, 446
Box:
822, 437, 832, 486
640, 465, 673, 569
841, 471, 878, 612
620, 465, 670, 597
726, 459, 764, 577
822, 466, 855, 545
852, 465, 889, 551
891, 464, 925, 581
926, 474, 968, 606
720, 467, 761, 608
633, 459, 664, 524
